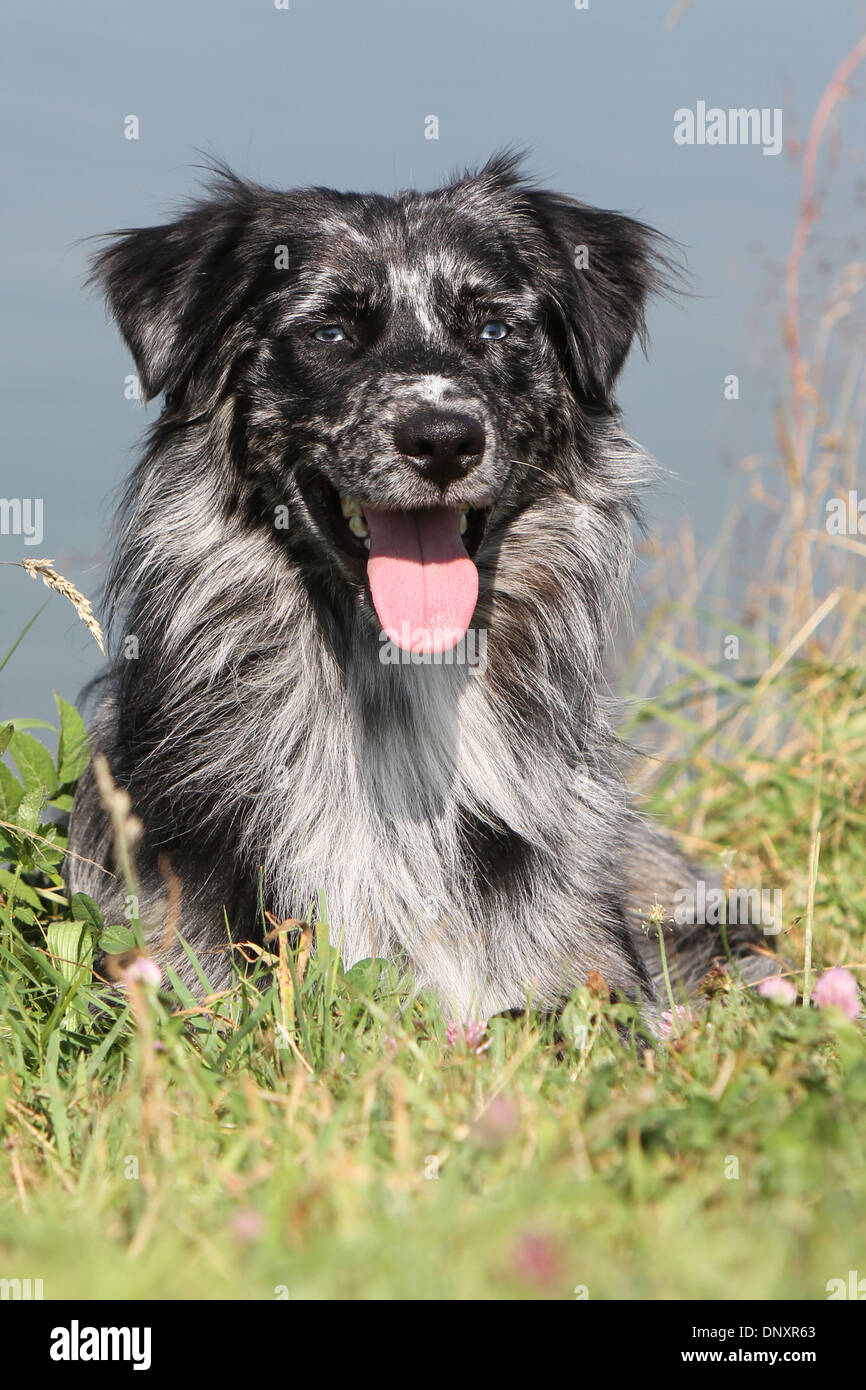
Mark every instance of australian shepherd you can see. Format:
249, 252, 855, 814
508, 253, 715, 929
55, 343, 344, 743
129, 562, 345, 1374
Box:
69, 154, 772, 1019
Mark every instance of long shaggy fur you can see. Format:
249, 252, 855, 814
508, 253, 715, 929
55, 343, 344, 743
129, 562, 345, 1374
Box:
69, 154, 773, 1018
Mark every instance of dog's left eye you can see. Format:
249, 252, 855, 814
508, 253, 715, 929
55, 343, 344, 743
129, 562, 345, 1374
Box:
313, 325, 347, 343
479, 320, 509, 341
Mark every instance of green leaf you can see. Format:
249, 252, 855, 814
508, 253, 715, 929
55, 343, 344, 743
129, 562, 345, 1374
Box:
98, 924, 137, 955
0, 602, 48, 675
8, 730, 56, 799
343, 957, 386, 993
0, 723, 13, 756
0, 762, 24, 820
44, 1030, 72, 1163
54, 694, 89, 786
0, 869, 42, 909
4, 718, 58, 730
47, 921, 94, 987
14, 781, 46, 833
32, 838, 65, 868
71, 892, 104, 931
45, 921, 96, 1034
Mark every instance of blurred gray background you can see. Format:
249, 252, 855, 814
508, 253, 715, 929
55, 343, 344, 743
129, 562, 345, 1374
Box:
1, 0, 864, 722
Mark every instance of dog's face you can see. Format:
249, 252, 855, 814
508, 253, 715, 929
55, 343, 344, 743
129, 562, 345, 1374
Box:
94, 155, 667, 653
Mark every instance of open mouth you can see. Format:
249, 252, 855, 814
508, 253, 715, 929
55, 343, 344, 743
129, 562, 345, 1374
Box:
304, 474, 491, 655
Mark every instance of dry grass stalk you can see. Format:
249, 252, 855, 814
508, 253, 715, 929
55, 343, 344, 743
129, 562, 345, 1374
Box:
12, 557, 105, 655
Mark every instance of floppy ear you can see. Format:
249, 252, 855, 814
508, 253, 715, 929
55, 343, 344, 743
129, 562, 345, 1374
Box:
89, 177, 257, 402
523, 189, 676, 407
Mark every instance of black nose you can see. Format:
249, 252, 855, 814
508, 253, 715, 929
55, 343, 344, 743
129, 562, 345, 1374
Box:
393, 409, 485, 490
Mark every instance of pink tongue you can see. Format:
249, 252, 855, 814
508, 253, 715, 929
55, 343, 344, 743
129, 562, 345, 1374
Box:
364, 506, 479, 654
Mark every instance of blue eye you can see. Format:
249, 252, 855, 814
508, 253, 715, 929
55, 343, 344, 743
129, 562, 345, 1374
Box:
313, 325, 347, 343
479, 320, 508, 341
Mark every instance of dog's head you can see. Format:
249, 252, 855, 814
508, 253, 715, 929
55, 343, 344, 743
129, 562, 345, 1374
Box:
92, 154, 671, 653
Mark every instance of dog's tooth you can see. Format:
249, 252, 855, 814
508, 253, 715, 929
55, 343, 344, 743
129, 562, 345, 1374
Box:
459, 512, 468, 535
348, 514, 369, 538
340, 496, 362, 518
363, 537, 371, 551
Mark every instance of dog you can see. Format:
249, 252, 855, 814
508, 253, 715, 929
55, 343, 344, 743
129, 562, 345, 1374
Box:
68, 154, 773, 1019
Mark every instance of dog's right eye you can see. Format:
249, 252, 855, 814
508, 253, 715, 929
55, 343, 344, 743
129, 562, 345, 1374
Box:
313, 325, 347, 343
479, 320, 509, 341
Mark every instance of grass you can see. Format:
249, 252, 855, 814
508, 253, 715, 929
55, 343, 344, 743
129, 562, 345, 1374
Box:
0, 582, 864, 1301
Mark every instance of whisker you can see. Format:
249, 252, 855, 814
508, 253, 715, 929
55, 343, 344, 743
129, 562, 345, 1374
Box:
511, 458, 550, 479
